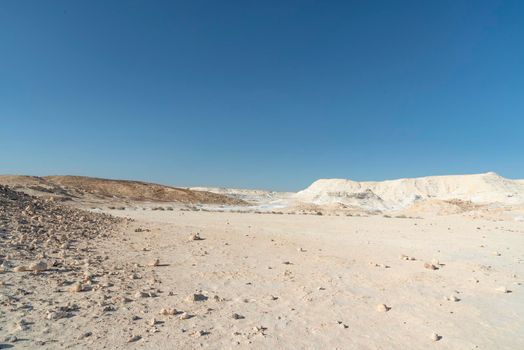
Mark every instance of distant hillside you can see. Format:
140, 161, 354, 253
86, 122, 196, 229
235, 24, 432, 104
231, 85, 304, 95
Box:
295, 172, 524, 210
0, 175, 246, 205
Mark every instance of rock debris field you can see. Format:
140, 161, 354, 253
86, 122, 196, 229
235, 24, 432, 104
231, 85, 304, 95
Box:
1, 184, 524, 349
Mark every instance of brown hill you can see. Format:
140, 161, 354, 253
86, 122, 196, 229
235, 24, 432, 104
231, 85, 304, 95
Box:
0, 175, 245, 205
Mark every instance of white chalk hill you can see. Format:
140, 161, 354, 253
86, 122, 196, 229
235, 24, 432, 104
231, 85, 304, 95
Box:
295, 172, 524, 210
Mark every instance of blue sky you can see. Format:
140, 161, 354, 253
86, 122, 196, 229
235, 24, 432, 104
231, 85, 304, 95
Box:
1, 0, 523, 191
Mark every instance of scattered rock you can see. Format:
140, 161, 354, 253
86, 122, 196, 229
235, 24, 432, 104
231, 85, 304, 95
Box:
400, 254, 416, 261
160, 308, 177, 315
337, 321, 349, 329
430, 332, 441, 341
371, 262, 390, 268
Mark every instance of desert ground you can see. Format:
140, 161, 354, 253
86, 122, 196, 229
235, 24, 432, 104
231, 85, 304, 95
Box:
1, 174, 523, 349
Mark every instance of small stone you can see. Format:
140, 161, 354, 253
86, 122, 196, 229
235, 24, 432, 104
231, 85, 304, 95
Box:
337, 321, 349, 329
148, 318, 157, 326
189, 233, 203, 241
121, 297, 133, 303
186, 293, 207, 302
496, 286, 509, 293
376, 304, 390, 312
13, 265, 28, 272
430, 332, 441, 341
69, 283, 83, 293
78, 331, 92, 340
102, 305, 116, 312
82, 272, 93, 283
13, 319, 29, 332
160, 308, 177, 315
213, 295, 225, 302
148, 258, 160, 267
424, 262, 438, 270
191, 330, 206, 337
447, 295, 460, 302
4, 335, 17, 343
232, 313, 244, 320
29, 261, 47, 272
134, 291, 149, 298
179, 312, 191, 320
127, 335, 141, 343
46, 310, 71, 320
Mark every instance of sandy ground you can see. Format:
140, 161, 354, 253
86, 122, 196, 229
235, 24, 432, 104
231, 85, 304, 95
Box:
2, 204, 523, 349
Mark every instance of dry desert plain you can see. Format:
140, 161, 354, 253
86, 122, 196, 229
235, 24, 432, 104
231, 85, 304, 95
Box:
1, 174, 523, 349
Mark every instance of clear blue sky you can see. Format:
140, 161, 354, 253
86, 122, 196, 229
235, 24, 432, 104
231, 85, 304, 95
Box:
1, 1, 523, 191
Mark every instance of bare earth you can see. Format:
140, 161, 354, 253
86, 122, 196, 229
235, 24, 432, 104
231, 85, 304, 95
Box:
1, 174, 523, 349
3, 206, 523, 349
105, 210, 524, 349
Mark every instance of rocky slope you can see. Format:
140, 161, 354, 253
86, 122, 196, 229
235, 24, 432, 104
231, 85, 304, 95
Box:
0, 175, 246, 205
0, 185, 134, 347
